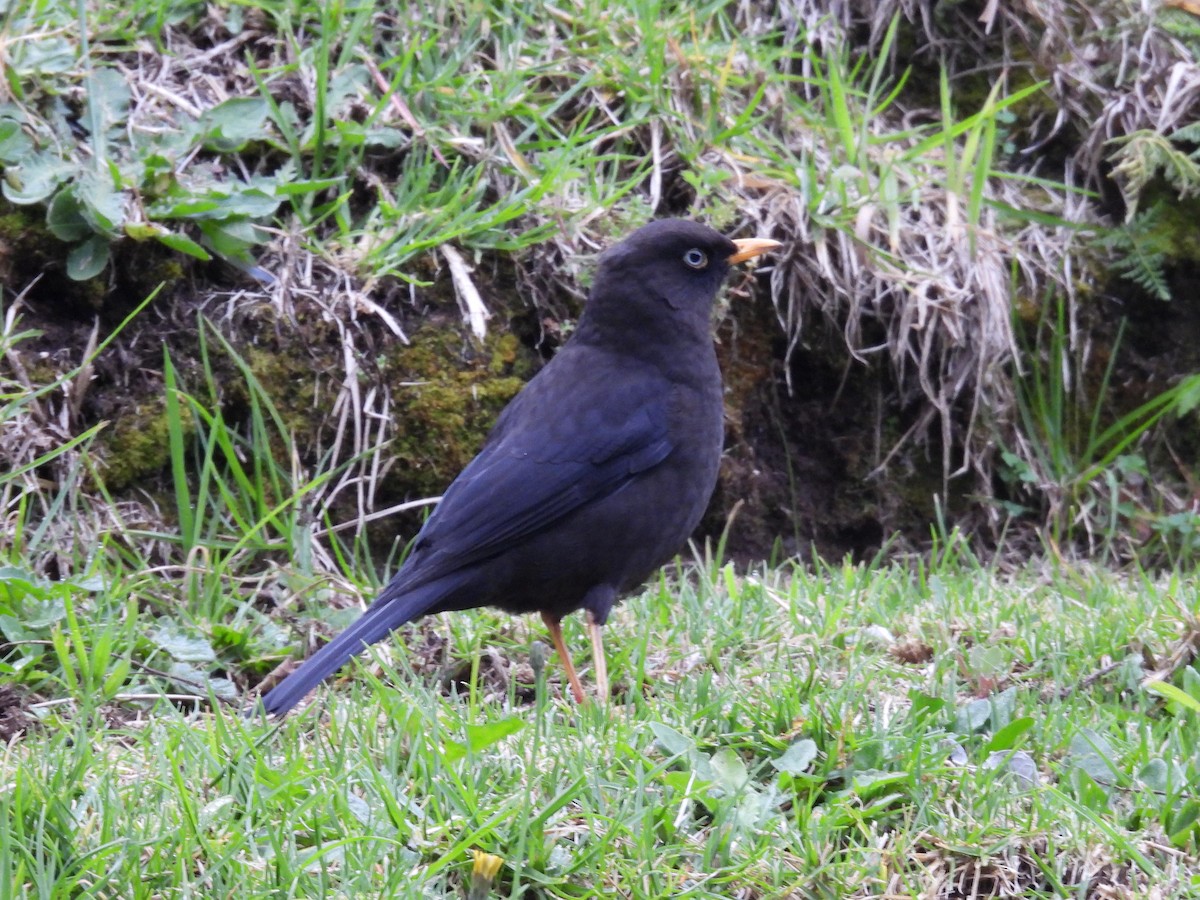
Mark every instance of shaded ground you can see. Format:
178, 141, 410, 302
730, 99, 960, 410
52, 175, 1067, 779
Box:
3, 227, 938, 568
0, 685, 34, 742
6, 213, 1199, 572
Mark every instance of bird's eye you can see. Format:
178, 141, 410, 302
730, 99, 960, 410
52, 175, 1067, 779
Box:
682, 248, 708, 269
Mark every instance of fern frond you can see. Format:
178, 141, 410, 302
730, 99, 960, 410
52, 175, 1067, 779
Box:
1107, 128, 1200, 219
1098, 202, 1173, 301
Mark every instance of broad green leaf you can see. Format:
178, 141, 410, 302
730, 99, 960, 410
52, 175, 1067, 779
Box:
1137, 758, 1169, 793
771, 739, 818, 775
1185, 666, 1200, 702
275, 177, 343, 196
954, 697, 992, 733
152, 625, 217, 662
199, 97, 271, 152
1178, 377, 1200, 415
662, 769, 709, 798
909, 690, 949, 720
344, 792, 374, 828
465, 716, 524, 751
985, 716, 1034, 752
967, 645, 1008, 677
164, 188, 280, 221
152, 196, 222, 218
126, 220, 212, 260
213, 187, 281, 218
168, 661, 237, 700
735, 786, 777, 831
1068, 728, 1120, 788
46, 188, 90, 241
688, 749, 715, 782
198, 219, 266, 262
66, 235, 110, 280
709, 748, 749, 794
82, 68, 132, 156
77, 170, 126, 235
0, 118, 33, 164
649, 722, 694, 757
154, 230, 212, 260
2, 152, 71, 204
1168, 800, 1200, 847
442, 717, 524, 763
123, 223, 160, 241
11, 35, 75, 75
988, 686, 1018, 731
70, 574, 106, 592
0, 566, 46, 597
0, 596, 66, 636
852, 770, 909, 798
1146, 679, 1200, 714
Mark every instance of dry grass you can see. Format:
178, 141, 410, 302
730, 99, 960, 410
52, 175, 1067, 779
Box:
808, 0, 1200, 180
724, 0, 1199, 496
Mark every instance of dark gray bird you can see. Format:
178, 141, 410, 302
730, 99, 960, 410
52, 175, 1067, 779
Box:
258, 219, 779, 715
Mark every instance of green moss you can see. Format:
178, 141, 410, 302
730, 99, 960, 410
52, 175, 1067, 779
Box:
242, 346, 322, 438
0, 211, 34, 239
91, 308, 539, 535
120, 253, 187, 303
487, 332, 522, 375
100, 401, 194, 491
381, 325, 534, 497
1150, 195, 1200, 263
0, 208, 60, 272
230, 318, 536, 502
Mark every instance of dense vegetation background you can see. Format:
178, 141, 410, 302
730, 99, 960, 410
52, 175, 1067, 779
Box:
2, 1, 1200, 896
2, 0, 1198, 567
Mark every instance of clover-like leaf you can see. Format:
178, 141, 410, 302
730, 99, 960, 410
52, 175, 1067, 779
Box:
66, 235, 110, 280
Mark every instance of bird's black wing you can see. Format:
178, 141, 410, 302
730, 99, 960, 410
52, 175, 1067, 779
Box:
387, 367, 673, 595
258, 367, 673, 716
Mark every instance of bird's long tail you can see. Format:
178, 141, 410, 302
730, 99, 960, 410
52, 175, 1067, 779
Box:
256, 576, 457, 717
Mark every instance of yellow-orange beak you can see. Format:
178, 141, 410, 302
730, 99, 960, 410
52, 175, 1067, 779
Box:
727, 237, 782, 265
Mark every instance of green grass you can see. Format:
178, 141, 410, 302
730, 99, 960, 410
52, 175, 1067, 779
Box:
2, 332, 1199, 896
3, 320, 1198, 895
3, 0, 799, 278
1, 0, 1061, 283
3, 550, 1200, 897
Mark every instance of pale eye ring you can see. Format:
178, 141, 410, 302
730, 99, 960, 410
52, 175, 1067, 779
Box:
683, 248, 708, 269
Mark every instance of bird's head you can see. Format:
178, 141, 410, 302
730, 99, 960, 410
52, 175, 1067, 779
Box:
587, 219, 780, 339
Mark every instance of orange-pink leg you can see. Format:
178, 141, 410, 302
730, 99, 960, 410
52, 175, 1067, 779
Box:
541, 611, 586, 704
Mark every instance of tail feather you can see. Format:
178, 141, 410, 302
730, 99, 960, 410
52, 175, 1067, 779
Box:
255, 576, 457, 716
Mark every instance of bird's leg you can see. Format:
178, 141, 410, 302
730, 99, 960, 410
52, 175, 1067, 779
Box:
541, 611, 586, 704
587, 610, 609, 703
